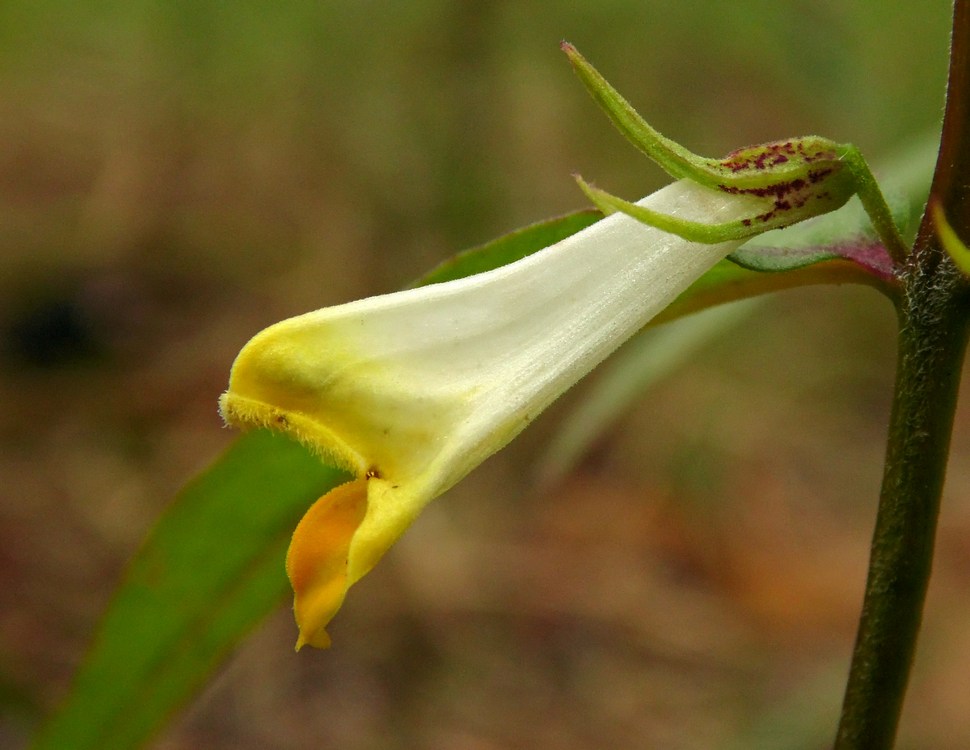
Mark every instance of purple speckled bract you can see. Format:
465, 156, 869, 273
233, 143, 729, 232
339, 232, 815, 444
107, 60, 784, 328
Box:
715, 139, 841, 228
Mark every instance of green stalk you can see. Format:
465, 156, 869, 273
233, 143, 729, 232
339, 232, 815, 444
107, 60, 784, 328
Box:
835, 2, 970, 745
835, 263, 969, 747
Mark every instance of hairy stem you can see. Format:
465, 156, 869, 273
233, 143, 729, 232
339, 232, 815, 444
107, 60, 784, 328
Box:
835, 1, 970, 745
835, 262, 969, 747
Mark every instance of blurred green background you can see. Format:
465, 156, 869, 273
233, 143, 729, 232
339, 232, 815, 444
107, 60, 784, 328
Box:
2, 1, 966, 748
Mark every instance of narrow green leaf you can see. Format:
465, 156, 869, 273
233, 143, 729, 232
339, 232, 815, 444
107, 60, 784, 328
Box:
409, 209, 602, 287
32, 430, 349, 750
32, 211, 602, 750
656, 255, 888, 326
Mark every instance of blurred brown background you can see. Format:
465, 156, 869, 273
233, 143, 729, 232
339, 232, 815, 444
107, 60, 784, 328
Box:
1, 1, 966, 748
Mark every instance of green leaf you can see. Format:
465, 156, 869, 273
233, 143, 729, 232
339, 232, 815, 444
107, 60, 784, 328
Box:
31, 430, 349, 750
656, 254, 885, 326
31, 210, 603, 750
409, 209, 602, 287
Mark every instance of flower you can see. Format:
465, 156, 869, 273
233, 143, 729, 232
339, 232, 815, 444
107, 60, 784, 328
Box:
219, 178, 764, 649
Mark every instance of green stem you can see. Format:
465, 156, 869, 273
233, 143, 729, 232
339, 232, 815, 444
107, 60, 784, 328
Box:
834, 262, 969, 748
835, 2, 970, 745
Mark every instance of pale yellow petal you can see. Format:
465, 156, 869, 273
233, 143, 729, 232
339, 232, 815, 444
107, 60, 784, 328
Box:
222, 180, 763, 648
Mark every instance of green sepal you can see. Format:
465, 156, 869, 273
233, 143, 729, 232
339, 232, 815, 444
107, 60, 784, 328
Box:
560, 40, 708, 184
576, 174, 841, 242
562, 42, 908, 261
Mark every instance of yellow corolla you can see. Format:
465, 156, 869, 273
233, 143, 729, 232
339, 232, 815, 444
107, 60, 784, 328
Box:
219, 179, 763, 649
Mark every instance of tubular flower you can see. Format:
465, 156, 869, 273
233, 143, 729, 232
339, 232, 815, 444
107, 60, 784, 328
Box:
219, 179, 764, 649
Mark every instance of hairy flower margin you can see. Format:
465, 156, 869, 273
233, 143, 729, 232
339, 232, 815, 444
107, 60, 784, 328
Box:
219, 180, 770, 649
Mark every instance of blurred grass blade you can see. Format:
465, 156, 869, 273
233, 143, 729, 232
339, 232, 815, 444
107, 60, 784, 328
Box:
32, 430, 348, 750
536, 301, 759, 485
719, 660, 846, 750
